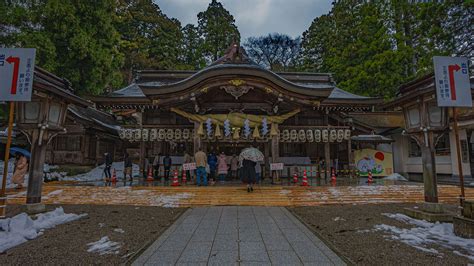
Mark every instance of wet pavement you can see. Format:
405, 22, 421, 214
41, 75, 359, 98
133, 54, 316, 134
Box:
132, 206, 346, 265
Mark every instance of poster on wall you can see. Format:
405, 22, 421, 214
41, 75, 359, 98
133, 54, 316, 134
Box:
354, 149, 393, 177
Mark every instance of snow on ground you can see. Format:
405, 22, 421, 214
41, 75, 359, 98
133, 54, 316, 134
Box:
279, 190, 291, 195
87, 236, 121, 255
62, 162, 139, 182
113, 228, 125, 234
383, 173, 408, 181
375, 213, 474, 261
42, 190, 63, 200
0, 207, 87, 253
333, 217, 345, 222
0, 159, 60, 188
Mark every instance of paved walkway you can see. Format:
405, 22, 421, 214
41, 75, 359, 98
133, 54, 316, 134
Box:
133, 206, 345, 265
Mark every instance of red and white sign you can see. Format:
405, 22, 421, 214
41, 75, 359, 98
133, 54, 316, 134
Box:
0, 48, 36, 102
183, 163, 196, 171
270, 163, 284, 171
433, 56, 472, 107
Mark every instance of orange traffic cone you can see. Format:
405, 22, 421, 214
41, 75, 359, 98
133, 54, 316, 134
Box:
147, 167, 154, 182
301, 169, 309, 186
331, 168, 336, 182
111, 168, 117, 183
182, 168, 187, 184
171, 169, 180, 186
368, 170, 373, 184
293, 172, 298, 184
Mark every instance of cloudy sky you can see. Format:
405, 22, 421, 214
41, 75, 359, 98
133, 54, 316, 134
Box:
155, 0, 332, 40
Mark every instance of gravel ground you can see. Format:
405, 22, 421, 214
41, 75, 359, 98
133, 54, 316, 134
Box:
1, 204, 185, 265
289, 203, 471, 266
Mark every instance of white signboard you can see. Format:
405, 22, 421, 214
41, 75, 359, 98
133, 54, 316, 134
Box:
183, 163, 196, 171
0, 48, 36, 102
433, 56, 472, 107
270, 163, 284, 171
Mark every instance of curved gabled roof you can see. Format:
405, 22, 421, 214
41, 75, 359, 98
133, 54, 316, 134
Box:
139, 63, 334, 98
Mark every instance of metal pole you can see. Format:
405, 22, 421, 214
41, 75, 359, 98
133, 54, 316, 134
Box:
1, 102, 15, 218
452, 107, 465, 204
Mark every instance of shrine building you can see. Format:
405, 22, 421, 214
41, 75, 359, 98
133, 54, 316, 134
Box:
90, 44, 384, 176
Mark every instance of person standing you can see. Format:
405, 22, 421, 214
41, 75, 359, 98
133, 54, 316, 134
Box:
230, 154, 239, 180
163, 154, 172, 183
142, 156, 150, 179
183, 151, 193, 181
217, 152, 228, 184
194, 148, 208, 186
12, 154, 28, 190
242, 158, 256, 192
207, 152, 217, 182
104, 152, 113, 186
124, 152, 133, 186
152, 153, 161, 180
255, 161, 262, 184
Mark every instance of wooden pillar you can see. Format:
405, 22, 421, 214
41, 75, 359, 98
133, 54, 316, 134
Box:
26, 130, 48, 213
193, 122, 201, 155
347, 137, 353, 177
264, 141, 270, 178
138, 110, 145, 177
271, 124, 279, 181
324, 114, 330, 179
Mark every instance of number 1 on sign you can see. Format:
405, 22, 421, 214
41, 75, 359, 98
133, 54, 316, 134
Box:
6, 56, 20, 94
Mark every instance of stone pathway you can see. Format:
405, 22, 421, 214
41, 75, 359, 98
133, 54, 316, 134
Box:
133, 206, 345, 265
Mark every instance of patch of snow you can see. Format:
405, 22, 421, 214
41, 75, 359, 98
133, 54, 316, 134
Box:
0, 207, 87, 253
149, 192, 193, 208
469, 182, 474, 186
98, 223, 105, 228
113, 228, 125, 234
62, 162, 139, 182
43, 190, 63, 200
333, 217, 345, 222
279, 190, 291, 195
383, 173, 408, 181
375, 213, 474, 261
87, 236, 121, 255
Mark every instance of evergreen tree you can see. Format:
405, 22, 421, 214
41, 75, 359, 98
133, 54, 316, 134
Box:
197, 0, 240, 62
180, 24, 206, 70
1, 0, 124, 95
117, 0, 183, 83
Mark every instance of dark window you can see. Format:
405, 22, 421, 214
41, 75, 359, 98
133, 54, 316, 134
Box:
55, 136, 82, 151
435, 134, 450, 156
408, 138, 421, 157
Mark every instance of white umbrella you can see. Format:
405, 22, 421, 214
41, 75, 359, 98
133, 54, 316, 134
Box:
239, 147, 264, 162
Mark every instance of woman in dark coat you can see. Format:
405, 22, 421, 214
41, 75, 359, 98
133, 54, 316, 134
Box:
241, 159, 256, 192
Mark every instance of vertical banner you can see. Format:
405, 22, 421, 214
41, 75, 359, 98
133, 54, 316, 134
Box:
433, 56, 472, 107
0, 48, 36, 102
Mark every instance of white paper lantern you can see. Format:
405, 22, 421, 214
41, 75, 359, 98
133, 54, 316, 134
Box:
282, 130, 290, 141
329, 129, 337, 142
306, 130, 314, 142
290, 130, 298, 141
142, 129, 149, 141
166, 129, 174, 140
322, 129, 329, 142
175, 129, 182, 140
134, 129, 141, 141
119, 129, 126, 139
158, 129, 165, 140
314, 129, 321, 142
150, 129, 157, 141
337, 129, 344, 142
344, 129, 351, 140
183, 129, 190, 140
298, 130, 306, 142
125, 129, 132, 140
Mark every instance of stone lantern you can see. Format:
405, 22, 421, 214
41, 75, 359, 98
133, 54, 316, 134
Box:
16, 67, 89, 213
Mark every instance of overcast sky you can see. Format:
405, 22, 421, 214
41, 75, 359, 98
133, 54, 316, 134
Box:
155, 0, 332, 40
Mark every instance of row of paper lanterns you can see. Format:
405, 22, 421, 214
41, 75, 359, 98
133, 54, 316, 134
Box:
119, 128, 194, 142
279, 129, 351, 143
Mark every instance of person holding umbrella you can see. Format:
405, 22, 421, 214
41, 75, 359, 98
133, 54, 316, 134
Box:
239, 145, 264, 192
